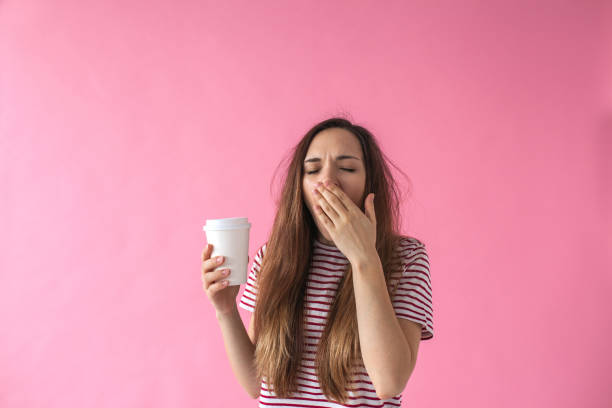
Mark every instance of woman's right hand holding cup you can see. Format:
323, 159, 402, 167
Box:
201, 243, 241, 316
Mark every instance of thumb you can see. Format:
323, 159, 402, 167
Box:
365, 193, 376, 222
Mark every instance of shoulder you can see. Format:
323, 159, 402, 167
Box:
396, 234, 426, 248
394, 235, 429, 272
254, 241, 268, 262
395, 235, 427, 256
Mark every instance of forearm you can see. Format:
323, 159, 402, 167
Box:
352, 256, 412, 399
216, 307, 260, 399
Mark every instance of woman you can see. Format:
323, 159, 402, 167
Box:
202, 117, 433, 407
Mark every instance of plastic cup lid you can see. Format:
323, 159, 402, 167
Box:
202, 217, 251, 231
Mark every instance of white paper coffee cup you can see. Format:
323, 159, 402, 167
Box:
202, 217, 251, 286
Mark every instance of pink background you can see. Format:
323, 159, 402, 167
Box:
1, 1, 611, 407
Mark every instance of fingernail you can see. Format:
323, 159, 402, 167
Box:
223, 269, 229, 275
217, 256, 223, 263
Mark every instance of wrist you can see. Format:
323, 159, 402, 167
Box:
351, 249, 381, 271
215, 305, 239, 321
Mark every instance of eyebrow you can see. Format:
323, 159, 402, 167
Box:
303, 155, 361, 163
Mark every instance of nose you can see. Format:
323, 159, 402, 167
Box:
314, 166, 340, 188
321, 179, 338, 187
317, 179, 339, 188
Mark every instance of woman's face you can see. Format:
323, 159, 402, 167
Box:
302, 127, 367, 243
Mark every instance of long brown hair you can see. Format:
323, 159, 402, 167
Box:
252, 116, 411, 404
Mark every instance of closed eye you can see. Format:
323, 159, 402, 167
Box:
306, 169, 355, 174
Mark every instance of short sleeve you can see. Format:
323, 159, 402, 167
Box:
391, 238, 434, 340
238, 243, 267, 313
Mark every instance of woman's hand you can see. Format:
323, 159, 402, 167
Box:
312, 180, 377, 266
201, 244, 241, 316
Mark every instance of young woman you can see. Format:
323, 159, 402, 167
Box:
202, 117, 433, 407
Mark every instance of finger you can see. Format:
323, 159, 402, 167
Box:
202, 268, 224, 288
202, 257, 225, 280
202, 243, 213, 261
367, 193, 377, 224
206, 278, 230, 293
314, 188, 340, 222
203, 254, 225, 272
321, 183, 353, 213
202, 268, 230, 288
316, 185, 347, 220
314, 203, 333, 227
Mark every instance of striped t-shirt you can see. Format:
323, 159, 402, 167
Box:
239, 236, 433, 408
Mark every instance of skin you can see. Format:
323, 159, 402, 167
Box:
302, 127, 367, 245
